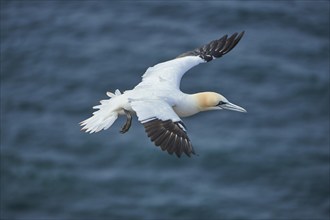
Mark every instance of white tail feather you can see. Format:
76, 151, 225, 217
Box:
80, 90, 122, 133
80, 111, 118, 133
106, 91, 115, 98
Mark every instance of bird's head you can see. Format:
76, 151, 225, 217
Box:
195, 92, 247, 113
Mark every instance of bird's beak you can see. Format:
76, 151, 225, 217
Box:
220, 101, 247, 113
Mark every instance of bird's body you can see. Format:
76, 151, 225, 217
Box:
81, 32, 246, 157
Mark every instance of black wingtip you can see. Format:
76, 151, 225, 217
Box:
177, 31, 245, 62
222, 31, 244, 55
143, 119, 196, 158
215, 31, 245, 57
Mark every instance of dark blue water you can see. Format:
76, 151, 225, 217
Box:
1, 1, 329, 220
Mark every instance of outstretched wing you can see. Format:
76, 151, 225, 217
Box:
137, 32, 244, 89
130, 99, 195, 157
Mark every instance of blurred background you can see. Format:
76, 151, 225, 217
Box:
1, 1, 329, 220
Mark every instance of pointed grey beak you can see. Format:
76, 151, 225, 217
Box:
220, 101, 247, 113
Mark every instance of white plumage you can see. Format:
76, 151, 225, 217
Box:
80, 32, 246, 157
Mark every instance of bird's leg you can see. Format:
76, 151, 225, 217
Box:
120, 110, 132, 134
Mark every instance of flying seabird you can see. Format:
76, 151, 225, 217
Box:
80, 32, 246, 157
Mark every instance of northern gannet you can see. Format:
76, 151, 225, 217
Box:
80, 32, 246, 157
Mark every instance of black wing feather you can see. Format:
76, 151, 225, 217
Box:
143, 119, 195, 157
177, 31, 244, 62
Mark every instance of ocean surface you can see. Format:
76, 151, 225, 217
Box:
1, 1, 329, 220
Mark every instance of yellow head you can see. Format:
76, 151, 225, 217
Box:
194, 92, 247, 112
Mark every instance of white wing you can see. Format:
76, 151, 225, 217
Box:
136, 32, 244, 90
138, 56, 204, 89
130, 99, 195, 157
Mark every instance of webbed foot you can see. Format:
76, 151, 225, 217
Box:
120, 110, 132, 134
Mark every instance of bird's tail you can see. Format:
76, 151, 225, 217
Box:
80, 90, 122, 133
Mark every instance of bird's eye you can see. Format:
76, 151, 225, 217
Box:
218, 101, 227, 106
